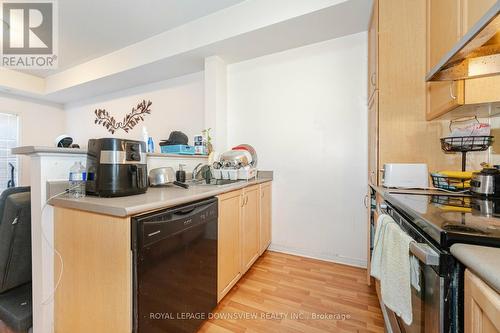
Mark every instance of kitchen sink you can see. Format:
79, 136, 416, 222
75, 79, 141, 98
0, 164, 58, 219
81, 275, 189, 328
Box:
189, 179, 243, 187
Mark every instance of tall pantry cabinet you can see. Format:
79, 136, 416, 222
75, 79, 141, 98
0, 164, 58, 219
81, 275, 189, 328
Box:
368, 0, 451, 186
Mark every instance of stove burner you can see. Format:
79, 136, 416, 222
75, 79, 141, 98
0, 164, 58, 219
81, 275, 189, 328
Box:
442, 224, 488, 235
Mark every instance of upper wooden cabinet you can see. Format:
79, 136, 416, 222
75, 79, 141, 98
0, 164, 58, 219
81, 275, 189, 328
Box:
426, 0, 465, 120
426, 0, 498, 120
464, 269, 500, 333
368, 0, 378, 103
463, 0, 497, 31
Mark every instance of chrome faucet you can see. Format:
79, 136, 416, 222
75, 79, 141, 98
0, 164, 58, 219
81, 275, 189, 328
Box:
192, 163, 204, 180
192, 163, 211, 182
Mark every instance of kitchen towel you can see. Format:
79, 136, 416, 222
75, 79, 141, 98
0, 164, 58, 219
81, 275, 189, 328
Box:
370, 214, 414, 326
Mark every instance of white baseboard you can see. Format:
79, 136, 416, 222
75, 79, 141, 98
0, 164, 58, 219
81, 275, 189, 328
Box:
268, 244, 367, 269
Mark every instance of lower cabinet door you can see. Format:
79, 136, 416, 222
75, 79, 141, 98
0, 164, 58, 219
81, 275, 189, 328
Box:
241, 185, 260, 273
465, 269, 500, 333
217, 190, 242, 302
259, 183, 272, 255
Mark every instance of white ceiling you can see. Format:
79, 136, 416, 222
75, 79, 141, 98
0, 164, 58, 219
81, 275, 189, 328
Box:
2, 0, 372, 103
23, 0, 246, 77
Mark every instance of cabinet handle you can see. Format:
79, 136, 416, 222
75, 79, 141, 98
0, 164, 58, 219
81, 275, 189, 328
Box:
449, 81, 457, 100
241, 196, 245, 207
245, 196, 249, 205
369, 171, 375, 183
370, 72, 376, 86
364, 195, 369, 208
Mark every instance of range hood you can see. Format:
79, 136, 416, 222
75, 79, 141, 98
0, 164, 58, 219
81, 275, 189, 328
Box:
426, 1, 500, 81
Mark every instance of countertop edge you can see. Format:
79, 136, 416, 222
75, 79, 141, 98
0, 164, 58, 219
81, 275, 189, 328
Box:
369, 184, 466, 196
12, 146, 87, 155
12, 146, 210, 159
450, 244, 500, 293
50, 178, 273, 217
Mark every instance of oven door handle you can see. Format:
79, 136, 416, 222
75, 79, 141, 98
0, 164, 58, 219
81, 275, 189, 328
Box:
410, 242, 440, 266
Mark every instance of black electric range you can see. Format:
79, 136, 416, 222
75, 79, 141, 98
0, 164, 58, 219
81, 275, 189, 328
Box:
383, 192, 500, 250
374, 191, 500, 333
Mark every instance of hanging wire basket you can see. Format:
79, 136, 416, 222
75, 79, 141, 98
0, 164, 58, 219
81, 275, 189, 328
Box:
440, 136, 494, 153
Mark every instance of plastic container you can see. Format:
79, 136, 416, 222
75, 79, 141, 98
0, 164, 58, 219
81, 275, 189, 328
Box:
69, 161, 86, 198
160, 145, 195, 155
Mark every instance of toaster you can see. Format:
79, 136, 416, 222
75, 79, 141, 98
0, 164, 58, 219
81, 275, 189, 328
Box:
383, 163, 429, 189
470, 168, 500, 197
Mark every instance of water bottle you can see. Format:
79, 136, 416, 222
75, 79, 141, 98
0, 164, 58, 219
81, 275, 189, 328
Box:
69, 161, 86, 198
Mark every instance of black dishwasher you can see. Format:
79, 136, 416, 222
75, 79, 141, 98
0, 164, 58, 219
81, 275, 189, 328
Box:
132, 197, 218, 333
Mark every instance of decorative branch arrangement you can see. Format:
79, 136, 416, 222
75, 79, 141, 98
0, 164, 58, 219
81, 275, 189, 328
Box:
94, 100, 152, 134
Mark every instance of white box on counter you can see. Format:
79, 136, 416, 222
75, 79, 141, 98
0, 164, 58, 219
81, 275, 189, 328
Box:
383, 163, 429, 189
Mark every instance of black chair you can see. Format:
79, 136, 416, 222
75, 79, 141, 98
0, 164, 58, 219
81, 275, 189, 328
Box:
0, 187, 32, 333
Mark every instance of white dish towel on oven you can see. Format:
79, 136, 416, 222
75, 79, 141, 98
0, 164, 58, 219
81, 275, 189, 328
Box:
371, 214, 414, 325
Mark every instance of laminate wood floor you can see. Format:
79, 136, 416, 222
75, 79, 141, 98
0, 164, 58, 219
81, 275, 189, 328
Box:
199, 251, 385, 333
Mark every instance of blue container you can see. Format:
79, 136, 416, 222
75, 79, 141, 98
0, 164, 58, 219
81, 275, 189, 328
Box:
160, 145, 195, 155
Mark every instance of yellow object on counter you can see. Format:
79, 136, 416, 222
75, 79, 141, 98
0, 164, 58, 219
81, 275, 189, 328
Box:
452, 180, 471, 189
438, 205, 472, 213
436, 171, 476, 179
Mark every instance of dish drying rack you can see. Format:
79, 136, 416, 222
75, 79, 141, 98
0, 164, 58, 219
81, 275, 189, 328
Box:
212, 162, 257, 180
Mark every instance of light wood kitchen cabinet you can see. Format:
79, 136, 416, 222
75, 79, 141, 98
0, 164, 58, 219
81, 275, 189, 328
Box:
368, 0, 450, 182
259, 182, 272, 255
462, 0, 497, 31
368, 0, 378, 103
241, 184, 260, 274
426, 0, 498, 120
426, 0, 464, 120
368, 92, 378, 185
464, 269, 500, 333
217, 189, 243, 302
54, 208, 132, 333
217, 181, 272, 301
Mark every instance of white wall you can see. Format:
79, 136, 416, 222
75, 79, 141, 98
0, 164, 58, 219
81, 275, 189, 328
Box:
0, 94, 65, 186
64, 72, 205, 150
227, 32, 368, 267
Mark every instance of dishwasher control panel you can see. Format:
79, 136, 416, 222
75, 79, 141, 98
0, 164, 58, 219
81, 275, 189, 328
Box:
132, 197, 218, 249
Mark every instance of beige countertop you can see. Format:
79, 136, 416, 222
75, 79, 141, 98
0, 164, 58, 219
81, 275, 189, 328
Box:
450, 244, 500, 293
50, 177, 272, 217
12, 146, 87, 155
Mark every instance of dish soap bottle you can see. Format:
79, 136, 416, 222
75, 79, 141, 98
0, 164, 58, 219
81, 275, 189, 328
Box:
176, 164, 186, 183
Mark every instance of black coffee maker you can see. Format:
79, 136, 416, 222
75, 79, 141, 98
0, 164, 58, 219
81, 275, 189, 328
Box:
86, 138, 148, 197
